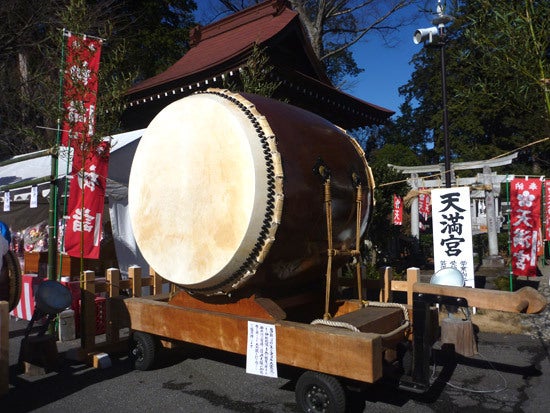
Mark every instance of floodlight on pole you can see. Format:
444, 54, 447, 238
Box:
413, 27, 439, 44
413, 0, 454, 187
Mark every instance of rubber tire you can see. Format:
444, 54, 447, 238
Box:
295, 371, 346, 413
130, 331, 157, 371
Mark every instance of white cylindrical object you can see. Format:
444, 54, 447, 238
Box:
58, 309, 75, 342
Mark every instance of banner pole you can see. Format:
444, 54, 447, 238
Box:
47, 29, 69, 281
505, 177, 513, 292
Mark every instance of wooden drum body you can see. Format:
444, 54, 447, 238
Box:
128, 89, 374, 296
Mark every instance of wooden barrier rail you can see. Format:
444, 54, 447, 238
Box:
79, 266, 172, 352
78, 266, 420, 354
379, 267, 419, 306
340, 266, 420, 306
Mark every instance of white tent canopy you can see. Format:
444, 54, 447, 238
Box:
106, 129, 147, 276
0, 129, 147, 276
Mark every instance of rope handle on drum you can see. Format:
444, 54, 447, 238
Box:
316, 160, 365, 320
323, 177, 333, 320
313, 157, 333, 320
313, 158, 363, 320
352, 172, 363, 303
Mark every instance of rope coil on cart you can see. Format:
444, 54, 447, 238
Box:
310, 301, 411, 339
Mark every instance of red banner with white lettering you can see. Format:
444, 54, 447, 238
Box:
61, 33, 102, 146
510, 178, 542, 277
545, 180, 550, 241
64, 141, 110, 259
392, 195, 403, 225
418, 188, 431, 220
61, 31, 106, 259
418, 188, 431, 231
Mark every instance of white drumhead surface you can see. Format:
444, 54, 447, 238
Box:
128, 93, 271, 289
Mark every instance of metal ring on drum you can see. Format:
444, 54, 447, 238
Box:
128, 89, 374, 296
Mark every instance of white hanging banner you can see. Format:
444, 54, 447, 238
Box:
30, 186, 38, 208
246, 321, 278, 378
3, 191, 10, 212
432, 187, 475, 287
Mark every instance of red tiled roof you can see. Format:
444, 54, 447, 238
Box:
127, 1, 297, 96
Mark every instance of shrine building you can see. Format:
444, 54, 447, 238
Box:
122, 0, 393, 130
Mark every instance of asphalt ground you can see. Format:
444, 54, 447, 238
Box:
3, 264, 550, 412
3, 314, 550, 412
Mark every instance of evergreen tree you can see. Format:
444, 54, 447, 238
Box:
225, 43, 282, 97
0, 0, 197, 157
382, 0, 550, 175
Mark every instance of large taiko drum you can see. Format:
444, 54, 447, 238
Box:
128, 89, 374, 296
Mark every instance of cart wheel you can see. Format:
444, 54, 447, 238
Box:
295, 371, 346, 413
130, 331, 157, 371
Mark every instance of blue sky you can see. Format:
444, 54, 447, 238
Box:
347, 26, 420, 117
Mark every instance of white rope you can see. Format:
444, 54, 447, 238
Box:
431, 350, 508, 394
310, 319, 361, 332
363, 301, 412, 337
310, 301, 411, 338
363, 300, 410, 322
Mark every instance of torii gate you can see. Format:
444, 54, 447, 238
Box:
389, 153, 518, 267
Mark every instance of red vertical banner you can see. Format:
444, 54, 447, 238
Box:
418, 188, 431, 231
510, 178, 542, 277
61, 33, 102, 146
61, 31, 106, 259
64, 141, 110, 259
545, 180, 550, 241
392, 195, 403, 225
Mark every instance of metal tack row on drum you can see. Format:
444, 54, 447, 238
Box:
128, 89, 374, 297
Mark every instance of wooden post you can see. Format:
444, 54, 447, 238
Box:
107, 268, 120, 298
150, 268, 162, 295
129, 266, 142, 298
440, 317, 478, 356
81, 270, 96, 351
406, 267, 419, 306
0, 301, 8, 396
379, 267, 393, 303
106, 268, 120, 344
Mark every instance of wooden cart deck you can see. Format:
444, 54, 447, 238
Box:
122, 293, 407, 383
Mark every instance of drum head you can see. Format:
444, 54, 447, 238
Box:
129, 91, 282, 293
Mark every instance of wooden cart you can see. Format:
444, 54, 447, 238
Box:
121, 280, 546, 413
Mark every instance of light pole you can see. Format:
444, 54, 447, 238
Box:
414, 1, 454, 187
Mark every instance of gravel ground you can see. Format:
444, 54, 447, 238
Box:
520, 262, 550, 341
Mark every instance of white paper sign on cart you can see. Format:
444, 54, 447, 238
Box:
246, 321, 278, 378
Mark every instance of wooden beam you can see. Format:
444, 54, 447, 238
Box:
124, 297, 383, 383
413, 283, 546, 314
389, 152, 518, 173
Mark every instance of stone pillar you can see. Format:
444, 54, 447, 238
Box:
411, 173, 419, 240
482, 166, 504, 267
